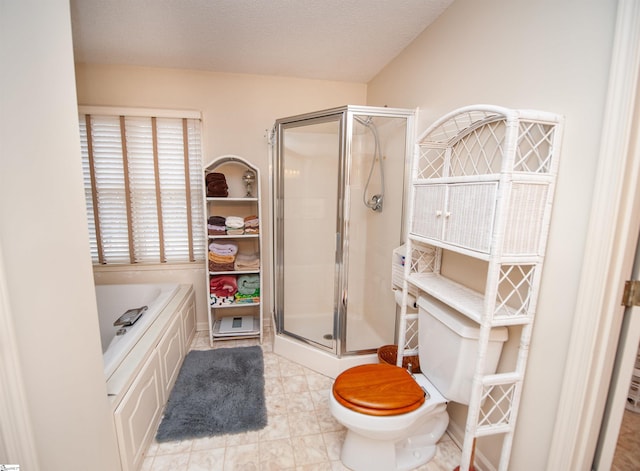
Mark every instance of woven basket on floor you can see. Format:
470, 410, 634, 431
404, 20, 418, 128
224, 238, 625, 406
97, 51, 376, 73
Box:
377, 345, 420, 373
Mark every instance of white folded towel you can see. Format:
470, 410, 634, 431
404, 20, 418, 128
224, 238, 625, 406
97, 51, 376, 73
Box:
209, 242, 238, 256
225, 216, 245, 229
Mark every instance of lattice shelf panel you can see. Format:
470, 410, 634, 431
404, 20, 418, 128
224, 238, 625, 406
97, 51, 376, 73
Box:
416, 146, 446, 180
494, 264, 536, 320
449, 120, 505, 176
402, 315, 420, 352
418, 108, 559, 179
408, 241, 440, 275
514, 121, 556, 173
476, 375, 519, 436
420, 109, 502, 145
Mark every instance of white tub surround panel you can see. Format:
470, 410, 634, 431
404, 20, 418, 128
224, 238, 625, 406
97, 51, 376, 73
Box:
106, 284, 195, 471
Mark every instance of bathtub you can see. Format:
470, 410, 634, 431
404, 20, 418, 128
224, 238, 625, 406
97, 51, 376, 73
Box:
99, 283, 195, 471
95, 283, 180, 379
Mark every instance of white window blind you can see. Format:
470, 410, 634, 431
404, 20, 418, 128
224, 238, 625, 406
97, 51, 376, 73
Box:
79, 110, 205, 264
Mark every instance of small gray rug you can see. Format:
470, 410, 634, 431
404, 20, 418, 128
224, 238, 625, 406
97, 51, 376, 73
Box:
155, 346, 267, 442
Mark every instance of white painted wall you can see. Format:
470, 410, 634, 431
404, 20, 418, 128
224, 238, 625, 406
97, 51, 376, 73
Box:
0, 2, 120, 470
0, 36, 362, 463
367, 0, 618, 469
75, 63, 367, 330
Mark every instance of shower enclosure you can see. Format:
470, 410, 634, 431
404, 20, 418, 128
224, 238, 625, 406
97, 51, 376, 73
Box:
271, 105, 414, 365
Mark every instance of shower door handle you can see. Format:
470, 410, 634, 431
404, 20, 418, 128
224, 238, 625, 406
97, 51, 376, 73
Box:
336, 231, 347, 308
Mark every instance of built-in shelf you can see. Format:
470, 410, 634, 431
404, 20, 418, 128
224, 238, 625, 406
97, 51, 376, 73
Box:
207, 197, 259, 202
208, 270, 260, 276
203, 155, 263, 346
210, 301, 261, 308
212, 316, 261, 338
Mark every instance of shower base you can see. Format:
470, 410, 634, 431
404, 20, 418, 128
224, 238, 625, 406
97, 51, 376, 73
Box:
275, 311, 387, 378
282, 313, 333, 349
273, 333, 377, 378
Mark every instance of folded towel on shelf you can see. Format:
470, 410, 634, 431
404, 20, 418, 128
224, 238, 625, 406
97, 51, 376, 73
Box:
237, 274, 260, 295
206, 174, 228, 197
209, 260, 235, 272
225, 216, 245, 229
209, 242, 238, 256
207, 182, 228, 197
208, 252, 235, 264
234, 252, 260, 270
210, 294, 235, 306
242, 215, 259, 234
208, 225, 227, 235
208, 215, 227, 226
206, 172, 226, 182
222, 215, 244, 235
210, 275, 237, 296
234, 292, 260, 304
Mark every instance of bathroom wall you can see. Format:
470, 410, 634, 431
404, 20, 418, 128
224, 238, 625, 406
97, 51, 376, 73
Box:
75, 63, 367, 330
366, 0, 617, 469
0, 1, 120, 469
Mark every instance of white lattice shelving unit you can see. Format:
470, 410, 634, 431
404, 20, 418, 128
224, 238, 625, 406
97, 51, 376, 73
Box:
396, 105, 563, 470
203, 155, 263, 346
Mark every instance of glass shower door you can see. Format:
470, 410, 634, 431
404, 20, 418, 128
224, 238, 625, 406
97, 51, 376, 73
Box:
343, 113, 408, 353
274, 106, 414, 359
275, 114, 342, 350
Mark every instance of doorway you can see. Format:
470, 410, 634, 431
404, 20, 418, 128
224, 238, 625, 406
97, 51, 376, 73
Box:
546, 3, 640, 468
594, 230, 640, 469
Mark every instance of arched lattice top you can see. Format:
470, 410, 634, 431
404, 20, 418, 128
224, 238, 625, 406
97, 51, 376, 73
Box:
416, 105, 562, 178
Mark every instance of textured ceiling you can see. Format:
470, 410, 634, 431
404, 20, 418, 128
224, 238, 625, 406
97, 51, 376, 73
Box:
70, 0, 454, 82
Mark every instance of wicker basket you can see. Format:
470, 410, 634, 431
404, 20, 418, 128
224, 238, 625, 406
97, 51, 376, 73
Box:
377, 345, 420, 373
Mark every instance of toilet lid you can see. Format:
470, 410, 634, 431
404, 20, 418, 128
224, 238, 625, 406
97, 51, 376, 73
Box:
332, 364, 425, 416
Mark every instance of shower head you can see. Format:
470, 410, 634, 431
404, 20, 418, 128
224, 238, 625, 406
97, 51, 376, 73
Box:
356, 116, 384, 213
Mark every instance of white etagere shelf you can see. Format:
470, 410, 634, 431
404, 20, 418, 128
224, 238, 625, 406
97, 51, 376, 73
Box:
207, 197, 259, 201
211, 316, 262, 337
397, 105, 563, 471
203, 155, 263, 345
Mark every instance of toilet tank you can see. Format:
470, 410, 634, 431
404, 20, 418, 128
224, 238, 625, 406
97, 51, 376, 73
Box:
417, 294, 508, 405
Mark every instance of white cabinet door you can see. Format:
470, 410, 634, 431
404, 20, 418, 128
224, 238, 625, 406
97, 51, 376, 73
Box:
181, 293, 196, 352
158, 313, 183, 401
411, 182, 497, 253
114, 351, 162, 471
411, 184, 446, 240
445, 182, 497, 252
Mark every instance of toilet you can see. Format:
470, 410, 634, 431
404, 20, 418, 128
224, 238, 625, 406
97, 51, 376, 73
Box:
329, 294, 508, 471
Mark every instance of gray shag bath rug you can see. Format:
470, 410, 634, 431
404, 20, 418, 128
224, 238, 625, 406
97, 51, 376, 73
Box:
155, 346, 267, 442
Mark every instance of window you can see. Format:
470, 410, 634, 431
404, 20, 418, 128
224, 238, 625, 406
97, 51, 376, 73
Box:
79, 107, 205, 264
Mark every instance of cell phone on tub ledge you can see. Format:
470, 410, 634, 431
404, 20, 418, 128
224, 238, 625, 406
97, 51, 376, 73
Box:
113, 306, 148, 327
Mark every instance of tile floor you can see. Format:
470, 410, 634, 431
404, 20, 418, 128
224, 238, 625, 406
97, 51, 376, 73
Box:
141, 328, 462, 471
611, 407, 640, 470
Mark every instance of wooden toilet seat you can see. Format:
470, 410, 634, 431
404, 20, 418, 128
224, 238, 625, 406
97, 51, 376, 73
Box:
332, 364, 425, 416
